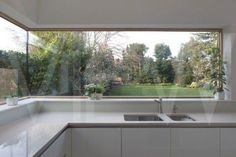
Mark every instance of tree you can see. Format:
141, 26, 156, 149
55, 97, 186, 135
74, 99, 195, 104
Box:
194, 32, 219, 47
85, 43, 115, 86
122, 43, 148, 82
154, 43, 175, 83
139, 57, 158, 84
209, 47, 226, 92
154, 43, 171, 60
84, 32, 121, 91
28, 32, 91, 95
156, 59, 175, 83
180, 58, 194, 85
178, 32, 219, 86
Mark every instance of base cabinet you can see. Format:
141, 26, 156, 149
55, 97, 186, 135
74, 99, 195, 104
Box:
122, 128, 170, 157
40, 127, 236, 157
221, 128, 236, 157
40, 129, 71, 157
171, 128, 220, 157
71, 128, 121, 157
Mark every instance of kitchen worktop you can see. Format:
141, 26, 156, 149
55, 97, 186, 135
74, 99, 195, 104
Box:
1, 99, 236, 157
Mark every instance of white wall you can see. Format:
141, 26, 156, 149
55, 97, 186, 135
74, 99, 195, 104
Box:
1, 0, 38, 21
223, 26, 236, 100
37, 0, 236, 28
1, 0, 236, 28
0, 0, 37, 27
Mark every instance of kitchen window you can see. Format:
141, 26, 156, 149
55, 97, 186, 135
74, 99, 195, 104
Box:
28, 31, 222, 98
0, 16, 223, 100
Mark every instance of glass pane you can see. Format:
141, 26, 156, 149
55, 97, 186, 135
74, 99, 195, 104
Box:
28, 31, 220, 97
0, 17, 28, 102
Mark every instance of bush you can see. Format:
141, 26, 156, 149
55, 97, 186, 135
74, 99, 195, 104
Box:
190, 82, 198, 88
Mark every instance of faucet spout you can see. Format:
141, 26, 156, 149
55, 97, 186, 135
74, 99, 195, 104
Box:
154, 97, 163, 114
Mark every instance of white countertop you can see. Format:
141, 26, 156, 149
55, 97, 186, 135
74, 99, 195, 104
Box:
1, 110, 236, 157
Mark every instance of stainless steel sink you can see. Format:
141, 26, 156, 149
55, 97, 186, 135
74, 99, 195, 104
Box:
167, 114, 195, 121
124, 114, 163, 121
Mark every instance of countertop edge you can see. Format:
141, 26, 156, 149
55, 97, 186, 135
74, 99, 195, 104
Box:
33, 124, 68, 157
67, 122, 236, 128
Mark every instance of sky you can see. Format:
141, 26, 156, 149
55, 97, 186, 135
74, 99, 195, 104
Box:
0, 18, 27, 53
111, 31, 192, 57
0, 17, 193, 57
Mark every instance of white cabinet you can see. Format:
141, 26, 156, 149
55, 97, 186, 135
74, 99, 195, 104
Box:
40, 129, 71, 157
71, 128, 121, 157
122, 128, 170, 157
221, 128, 236, 157
171, 128, 220, 157
39, 127, 231, 157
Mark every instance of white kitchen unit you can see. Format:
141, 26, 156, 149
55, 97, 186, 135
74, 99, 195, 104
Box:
40, 129, 71, 157
72, 128, 121, 157
221, 128, 236, 157
122, 128, 171, 157
171, 128, 220, 157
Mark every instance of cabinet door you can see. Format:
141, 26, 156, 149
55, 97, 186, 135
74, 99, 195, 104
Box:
41, 129, 71, 157
171, 128, 220, 157
72, 128, 121, 157
122, 128, 170, 157
221, 128, 236, 157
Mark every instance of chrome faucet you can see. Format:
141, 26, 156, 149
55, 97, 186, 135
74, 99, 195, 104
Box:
154, 97, 163, 114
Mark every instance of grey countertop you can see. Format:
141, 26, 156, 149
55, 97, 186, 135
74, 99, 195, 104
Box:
1, 111, 236, 157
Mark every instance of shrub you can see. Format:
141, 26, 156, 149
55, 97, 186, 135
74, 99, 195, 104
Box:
190, 82, 198, 88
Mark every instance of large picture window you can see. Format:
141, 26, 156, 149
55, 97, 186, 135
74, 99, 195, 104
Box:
0, 17, 223, 100
28, 31, 221, 98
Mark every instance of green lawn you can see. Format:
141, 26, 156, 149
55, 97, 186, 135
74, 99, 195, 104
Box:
107, 84, 213, 97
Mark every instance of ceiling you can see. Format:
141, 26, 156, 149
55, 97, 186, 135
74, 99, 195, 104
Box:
1, 0, 236, 28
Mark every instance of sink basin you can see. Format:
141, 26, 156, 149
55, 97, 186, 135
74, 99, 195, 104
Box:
124, 114, 163, 121
167, 114, 195, 121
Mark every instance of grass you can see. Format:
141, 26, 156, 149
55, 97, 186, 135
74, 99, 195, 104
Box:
107, 84, 213, 97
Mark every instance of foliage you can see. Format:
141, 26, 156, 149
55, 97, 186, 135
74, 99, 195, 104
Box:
85, 83, 104, 96
0, 50, 28, 96
29, 32, 93, 95
156, 60, 175, 83
139, 57, 158, 84
190, 82, 198, 88
123, 43, 148, 82
84, 84, 96, 96
154, 43, 171, 60
85, 45, 115, 86
180, 58, 194, 85
154, 44, 175, 83
95, 84, 104, 93
208, 47, 226, 93
178, 32, 220, 87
